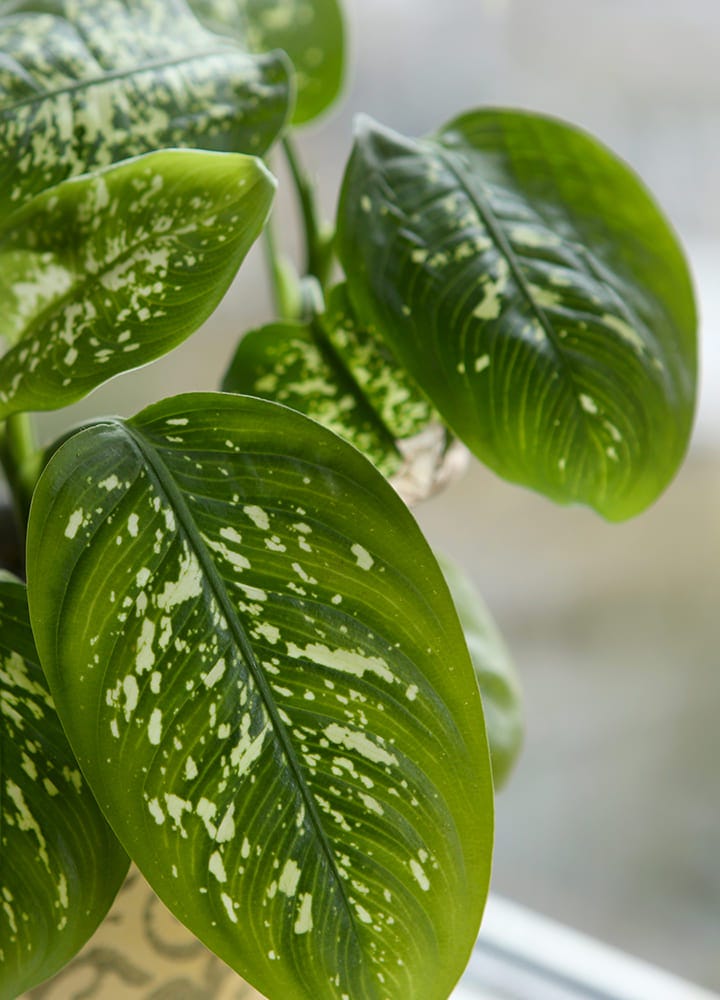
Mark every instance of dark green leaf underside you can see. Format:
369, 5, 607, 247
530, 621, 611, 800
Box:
338, 111, 697, 520
27, 392, 492, 1000
0, 573, 129, 998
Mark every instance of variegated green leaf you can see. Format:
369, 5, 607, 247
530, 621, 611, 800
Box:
338, 112, 698, 521
222, 319, 404, 477
0, 0, 291, 220
436, 552, 522, 790
0, 572, 129, 998
189, 0, 345, 124
324, 285, 438, 443
222, 286, 437, 478
0, 149, 274, 418
26, 392, 492, 1000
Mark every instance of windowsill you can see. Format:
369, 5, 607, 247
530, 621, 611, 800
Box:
454, 896, 718, 1000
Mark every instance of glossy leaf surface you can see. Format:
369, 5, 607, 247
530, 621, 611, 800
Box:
0, 0, 290, 219
0, 149, 274, 418
338, 111, 697, 520
27, 393, 492, 1000
190, 0, 345, 124
222, 286, 436, 478
0, 573, 129, 998
436, 553, 522, 790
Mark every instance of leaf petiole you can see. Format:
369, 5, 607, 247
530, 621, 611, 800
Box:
0, 411, 42, 538
282, 134, 335, 287
263, 211, 303, 321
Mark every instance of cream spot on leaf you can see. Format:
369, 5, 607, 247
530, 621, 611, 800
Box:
294, 893, 313, 934
351, 543, 374, 571
286, 641, 393, 684
209, 851, 227, 883
64, 509, 84, 539
278, 859, 301, 897
324, 724, 398, 767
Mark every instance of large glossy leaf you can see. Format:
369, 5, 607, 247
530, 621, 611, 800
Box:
436, 553, 522, 790
337, 111, 698, 521
0, 149, 274, 418
26, 392, 492, 1000
0, 0, 291, 220
189, 0, 345, 124
0, 572, 129, 998
222, 285, 437, 478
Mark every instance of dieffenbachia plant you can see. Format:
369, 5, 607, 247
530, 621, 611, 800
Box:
0, 0, 697, 998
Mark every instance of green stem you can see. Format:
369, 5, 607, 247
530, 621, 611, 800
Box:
281, 134, 333, 288
263, 212, 300, 321
0, 412, 41, 537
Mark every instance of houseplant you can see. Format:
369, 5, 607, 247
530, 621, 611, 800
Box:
0, 1, 697, 998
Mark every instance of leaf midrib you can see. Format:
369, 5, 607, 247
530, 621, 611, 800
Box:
316, 290, 439, 446
432, 144, 598, 445
0, 46, 255, 120
308, 316, 405, 454
119, 419, 365, 957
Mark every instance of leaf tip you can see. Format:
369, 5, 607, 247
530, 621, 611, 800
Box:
253, 155, 279, 198
352, 112, 378, 141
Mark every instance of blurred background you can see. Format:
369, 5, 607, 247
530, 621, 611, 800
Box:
33, 0, 720, 992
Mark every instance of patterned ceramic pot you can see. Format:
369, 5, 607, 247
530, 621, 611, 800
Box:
23, 868, 264, 1000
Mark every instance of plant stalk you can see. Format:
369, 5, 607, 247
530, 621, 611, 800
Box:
263, 212, 300, 321
281, 134, 334, 288
0, 412, 41, 539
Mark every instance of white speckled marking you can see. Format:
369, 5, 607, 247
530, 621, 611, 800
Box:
294, 892, 313, 934
324, 724, 398, 767
148, 708, 163, 745
286, 642, 394, 685
579, 393, 598, 415
351, 543, 374, 571
64, 509, 84, 539
278, 859, 301, 897
410, 859, 430, 891
221, 893, 237, 923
